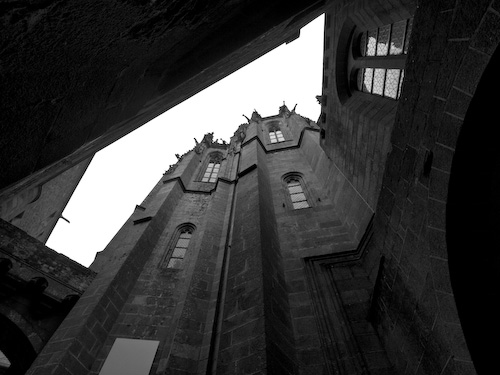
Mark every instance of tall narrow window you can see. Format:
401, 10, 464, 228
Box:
166, 226, 194, 269
287, 178, 309, 209
270, 130, 285, 143
202, 161, 220, 182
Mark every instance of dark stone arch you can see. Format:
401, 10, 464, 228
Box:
0, 314, 36, 375
335, 17, 356, 104
447, 43, 500, 374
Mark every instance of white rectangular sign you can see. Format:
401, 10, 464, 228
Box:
99, 338, 160, 375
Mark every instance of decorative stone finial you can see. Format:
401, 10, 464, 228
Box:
251, 110, 262, 122
279, 102, 291, 117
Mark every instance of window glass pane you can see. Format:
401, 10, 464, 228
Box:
176, 238, 190, 248
376, 24, 390, 56
390, 20, 407, 55
366, 29, 377, 56
372, 68, 386, 95
287, 181, 300, 187
167, 258, 184, 268
359, 32, 367, 56
384, 69, 401, 99
209, 177, 217, 182
277, 135, 285, 142
208, 162, 214, 168
293, 201, 310, 209
363, 68, 374, 93
291, 193, 307, 202
172, 248, 186, 258
288, 185, 303, 194
202, 177, 209, 182
179, 232, 191, 239
404, 18, 413, 54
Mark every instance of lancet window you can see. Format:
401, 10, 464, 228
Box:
285, 175, 310, 210
201, 152, 223, 183
165, 224, 195, 269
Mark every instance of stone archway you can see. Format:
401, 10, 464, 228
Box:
447, 43, 500, 374
0, 314, 37, 375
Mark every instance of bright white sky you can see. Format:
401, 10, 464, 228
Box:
46, 15, 325, 267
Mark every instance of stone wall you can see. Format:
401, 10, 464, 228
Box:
319, 0, 500, 374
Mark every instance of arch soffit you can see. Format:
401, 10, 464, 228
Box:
445, 40, 500, 373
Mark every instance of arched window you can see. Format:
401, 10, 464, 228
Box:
267, 121, 286, 144
284, 174, 310, 210
270, 129, 285, 143
201, 152, 223, 182
164, 224, 195, 269
202, 161, 220, 182
353, 18, 413, 100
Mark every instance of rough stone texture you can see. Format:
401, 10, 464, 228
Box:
321, 0, 417, 212
0, 158, 92, 243
0, 219, 95, 297
0, 218, 96, 373
0, 0, 324, 199
318, 0, 500, 374
1, 0, 498, 373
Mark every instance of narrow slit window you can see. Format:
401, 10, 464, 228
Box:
167, 230, 192, 269
287, 179, 309, 210
202, 161, 220, 182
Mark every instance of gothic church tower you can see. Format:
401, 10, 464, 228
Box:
27, 105, 389, 374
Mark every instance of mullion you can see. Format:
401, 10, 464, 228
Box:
370, 68, 374, 94
382, 69, 387, 97
396, 70, 403, 99
387, 24, 393, 57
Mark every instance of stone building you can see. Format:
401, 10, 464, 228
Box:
1, 0, 500, 374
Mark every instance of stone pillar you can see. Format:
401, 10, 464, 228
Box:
216, 139, 297, 374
